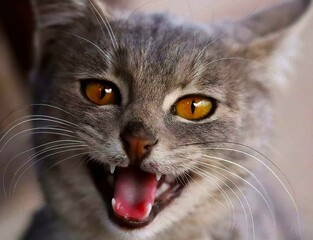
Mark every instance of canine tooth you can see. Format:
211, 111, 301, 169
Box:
144, 203, 152, 219
111, 198, 116, 209
110, 165, 116, 174
156, 173, 162, 181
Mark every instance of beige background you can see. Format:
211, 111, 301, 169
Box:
0, 0, 312, 239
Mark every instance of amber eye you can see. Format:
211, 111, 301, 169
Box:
174, 96, 215, 120
83, 80, 120, 105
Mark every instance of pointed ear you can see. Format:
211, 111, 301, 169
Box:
31, 0, 110, 93
31, 0, 109, 67
32, 0, 88, 61
32, 0, 90, 29
230, 0, 311, 59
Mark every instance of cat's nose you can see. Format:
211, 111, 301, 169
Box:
120, 121, 157, 164
121, 135, 156, 164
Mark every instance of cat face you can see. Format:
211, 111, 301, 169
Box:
31, 0, 310, 239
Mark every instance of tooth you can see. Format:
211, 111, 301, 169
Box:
110, 165, 116, 174
144, 203, 152, 219
156, 173, 162, 181
111, 198, 116, 210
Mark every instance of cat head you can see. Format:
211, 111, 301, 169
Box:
31, 0, 310, 239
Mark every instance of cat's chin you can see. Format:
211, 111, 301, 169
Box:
86, 157, 190, 229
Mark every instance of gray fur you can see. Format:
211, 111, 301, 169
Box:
26, 0, 311, 239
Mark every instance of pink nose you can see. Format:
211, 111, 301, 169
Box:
121, 135, 155, 164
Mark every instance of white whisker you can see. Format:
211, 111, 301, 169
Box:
181, 169, 225, 207
186, 164, 236, 230
43, 152, 93, 173
11, 143, 88, 181
196, 33, 226, 61
200, 156, 276, 232
207, 147, 297, 208
0, 117, 76, 144
67, 32, 112, 61
1, 114, 78, 135
10, 146, 88, 197
203, 57, 266, 69
0, 127, 75, 152
0, 103, 78, 126
32, 103, 78, 117
2, 139, 84, 198
206, 150, 270, 202
87, 0, 118, 51
192, 165, 252, 239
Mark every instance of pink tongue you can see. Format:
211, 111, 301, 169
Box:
113, 168, 157, 221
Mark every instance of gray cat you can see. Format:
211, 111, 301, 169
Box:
24, 0, 311, 239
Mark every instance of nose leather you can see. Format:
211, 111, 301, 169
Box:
120, 121, 157, 164
122, 136, 154, 163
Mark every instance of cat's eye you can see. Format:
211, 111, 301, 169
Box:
174, 96, 215, 121
83, 80, 120, 105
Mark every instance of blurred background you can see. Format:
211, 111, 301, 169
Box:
0, 0, 312, 239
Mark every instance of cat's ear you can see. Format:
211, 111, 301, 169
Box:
31, 0, 107, 64
32, 0, 91, 29
229, 0, 311, 59
31, 0, 108, 87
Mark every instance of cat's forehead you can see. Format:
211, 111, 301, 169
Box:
104, 14, 231, 95
59, 12, 240, 104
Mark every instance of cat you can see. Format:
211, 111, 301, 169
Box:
23, 0, 311, 239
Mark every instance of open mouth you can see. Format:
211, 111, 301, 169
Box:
87, 158, 188, 229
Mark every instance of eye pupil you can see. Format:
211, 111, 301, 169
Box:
191, 100, 196, 114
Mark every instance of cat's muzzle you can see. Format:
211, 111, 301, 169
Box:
86, 157, 189, 229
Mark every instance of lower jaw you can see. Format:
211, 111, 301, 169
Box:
86, 159, 188, 229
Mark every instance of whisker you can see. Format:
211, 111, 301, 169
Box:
246, 0, 262, 18
180, 141, 297, 210
205, 151, 270, 202
10, 146, 89, 197
205, 146, 303, 238
200, 155, 275, 221
66, 32, 112, 62
0, 102, 78, 127
11, 143, 88, 181
201, 155, 276, 224
2, 139, 84, 198
124, 0, 156, 24
32, 103, 78, 117
188, 165, 237, 235
0, 116, 77, 144
87, 0, 118, 51
195, 33, 226, 61
177, 171, 189, 188
184, 163, 235, 229
192, 165, 252, 239
43, 152, 93, 173
1, 127, 76, 152
203, 57, 266, 69
184, 172, 225, 207
4, 132, 78, 152
206, 146, 297, 209
1, 114, 78, 135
